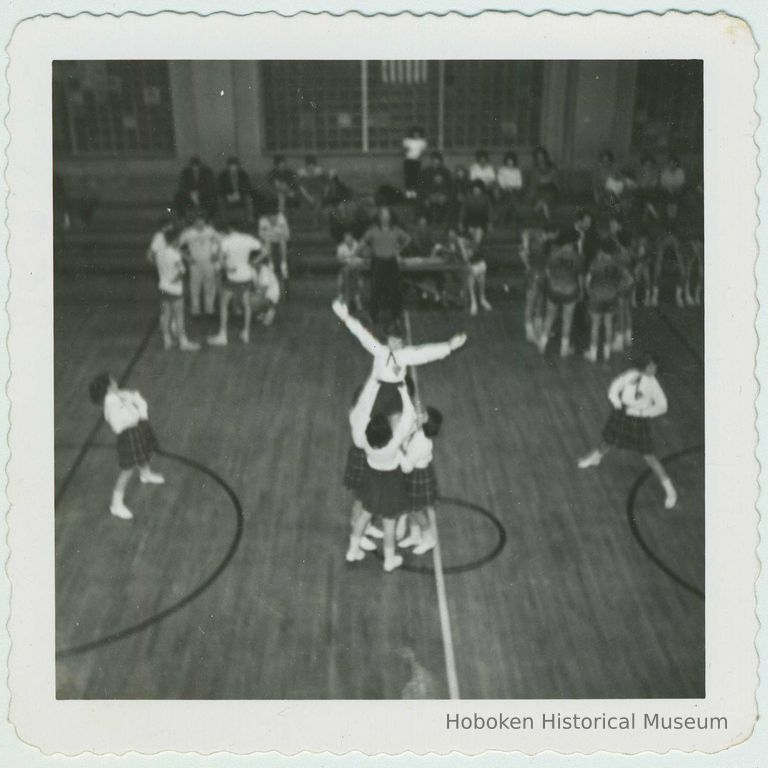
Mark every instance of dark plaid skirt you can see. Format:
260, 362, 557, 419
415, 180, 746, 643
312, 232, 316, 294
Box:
602, 409, 654, 454
406, 464, 439, 510
343, 445, 367, 494
116, 420, 158, 469
359, 464, 406, 519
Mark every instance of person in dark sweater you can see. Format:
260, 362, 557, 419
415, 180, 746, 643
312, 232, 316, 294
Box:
175, 156, 217, 218
217, 157, 253, 220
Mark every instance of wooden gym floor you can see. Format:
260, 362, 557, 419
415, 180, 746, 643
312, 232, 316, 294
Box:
54, 271, 704, 699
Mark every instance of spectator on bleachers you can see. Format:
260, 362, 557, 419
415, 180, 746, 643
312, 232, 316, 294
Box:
175, 156, 217, 218
637, 154, 661, 222
420, 151, 453, 226
460, 181, 493, 244
660, 154, 686, 221
361, 206, 411, 323
403, 126, 428, 200
469, 150, 497, 196
452, 165, 471, 221
269, 155, 300, 209
408, 215, 436, 256
530, 146, 558, 221
218, 157, 253, 220
497, 151, 524, 223
297, 155, 329, 223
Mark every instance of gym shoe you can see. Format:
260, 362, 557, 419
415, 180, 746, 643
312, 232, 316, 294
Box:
162, 335, 174, 350
110, 501, 133, 520
398, 532, 421, 549
583, 347, 597, 363
560, 343, 574, 358
537, 336, 548, 354
578, 450, 603, 469
239, 329, 250, 344
139, 469, 165, 485
413, 534, 436, 555
345, 546, 365, 563
480, 298, 492, 312
179, 338, 201, 352
359, 536, 377, 552
603, 343, 612, 361
207, 333, 228, 346
612, 335, 624, 352
525, 324, 536, 343
469, 304, 478, 317
383, 554, 404, 572
365, 523, 384, 539
262, 308, 276, 326
624, 329, 633, 347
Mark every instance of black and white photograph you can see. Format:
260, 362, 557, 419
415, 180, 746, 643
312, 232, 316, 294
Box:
3, 8, 760, 758
52, 56, 705, 700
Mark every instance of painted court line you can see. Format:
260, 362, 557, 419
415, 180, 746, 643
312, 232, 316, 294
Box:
403, 311, 461, 700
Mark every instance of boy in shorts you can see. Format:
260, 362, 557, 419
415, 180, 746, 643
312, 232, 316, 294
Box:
208, 220, 263, 345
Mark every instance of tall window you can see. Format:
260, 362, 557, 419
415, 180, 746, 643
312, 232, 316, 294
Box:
53, 61, 175, 156
442, 61, 544, 149
262, 61, 362, 153
262, 60, 545, 153
632, 60, 703, 153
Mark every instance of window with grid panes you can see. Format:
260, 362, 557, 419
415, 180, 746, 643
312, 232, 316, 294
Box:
366, 61, 439, 151
442, 61, 544, 150
262, 61, 362, 153
52, 61, 175, 156
632, 60, 703, 153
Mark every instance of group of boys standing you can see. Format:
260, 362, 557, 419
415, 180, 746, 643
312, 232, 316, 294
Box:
147, 211, 282, 351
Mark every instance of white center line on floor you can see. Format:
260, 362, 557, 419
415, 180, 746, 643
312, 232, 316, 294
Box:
403, 310, 461, 700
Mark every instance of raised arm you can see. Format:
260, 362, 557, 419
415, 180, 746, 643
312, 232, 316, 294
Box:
332, 298, 382, 356
390, 384, 417, 447
349, 374, 381, 448
399, 333, 466, 367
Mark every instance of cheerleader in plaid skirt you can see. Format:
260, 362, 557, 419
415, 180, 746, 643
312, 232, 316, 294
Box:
347, 375, 416, 572
577, 355, 678, 509
89, 372, 165, 521
399, 407, 443, 556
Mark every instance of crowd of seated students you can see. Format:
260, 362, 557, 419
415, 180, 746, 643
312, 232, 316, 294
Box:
164, 144, 701, 352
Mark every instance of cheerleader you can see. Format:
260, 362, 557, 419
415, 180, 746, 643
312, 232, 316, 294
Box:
332, 298, 466, 385
583, 244, 623, 363
577, 354, 678, 509
258, 200, 291, 281
89, 373, 165, 520
347, 374, 416, 572
399, 406, 443, 555
520, 225, 555, 343
538, 241, 583, 357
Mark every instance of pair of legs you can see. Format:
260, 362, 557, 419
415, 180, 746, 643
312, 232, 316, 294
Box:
398, 508, 436, 555
110, 463, 164, 520
250, 292, 277, 327
584, 310, 614, 362
160, 296, 200, 351
678, 246, 703, 306
346, 506, 402, 572
578, 441, 678, 509
538, 298, 576, 356
209, 283, 252, 345
466, 261, 492, 316
524, 279, 545, 342
613, 296, 633, 349
338, 266, 364, 312
188, 262, 218, 316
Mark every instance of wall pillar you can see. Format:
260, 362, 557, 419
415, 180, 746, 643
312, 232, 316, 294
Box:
168, 61, 198, 161
232, 60, 267, 171
189, 61, 238, 168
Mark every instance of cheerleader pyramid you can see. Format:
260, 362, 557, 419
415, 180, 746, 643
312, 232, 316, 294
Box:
333, 299, 466, 572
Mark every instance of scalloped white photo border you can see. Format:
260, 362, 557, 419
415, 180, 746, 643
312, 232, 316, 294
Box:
1, 7, 761, 759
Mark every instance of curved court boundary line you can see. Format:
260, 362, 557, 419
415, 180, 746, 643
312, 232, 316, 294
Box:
56, 447, 245, 659
625, 444, 705, 601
